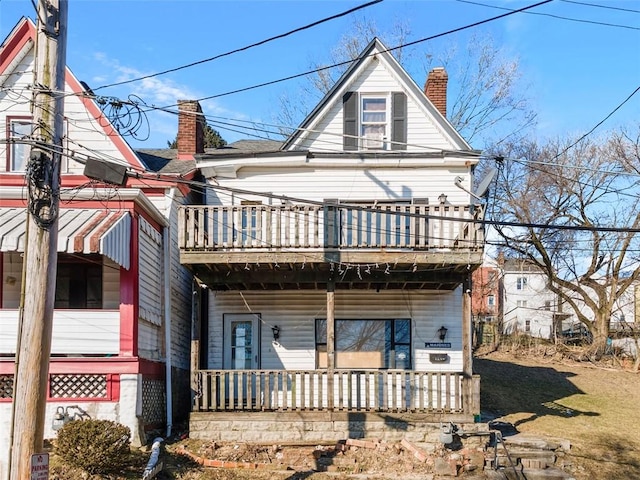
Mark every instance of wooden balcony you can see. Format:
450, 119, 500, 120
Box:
194, 369, 480, 415
179, 203, 483, 267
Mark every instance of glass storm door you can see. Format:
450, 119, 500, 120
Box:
224, 314, 259, 370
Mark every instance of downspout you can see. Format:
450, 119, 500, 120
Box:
163, 202, 173, 438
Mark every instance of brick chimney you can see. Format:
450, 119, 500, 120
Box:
177, 100, 205, 160
424, 67, 448, 117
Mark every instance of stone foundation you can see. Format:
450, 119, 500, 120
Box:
189, 411, 487, 446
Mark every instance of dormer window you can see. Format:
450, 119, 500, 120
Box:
343, 92, 406, 152
361, 97, 387, 150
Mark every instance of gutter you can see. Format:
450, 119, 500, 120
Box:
163, 190, 174, 438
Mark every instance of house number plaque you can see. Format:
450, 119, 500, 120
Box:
424, 342, 451, 348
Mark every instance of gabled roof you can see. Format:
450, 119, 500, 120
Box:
0, 18, 149, 173
282, 37, 473, 152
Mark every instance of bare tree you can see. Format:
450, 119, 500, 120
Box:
275, 17, 412, 137
422, 33, 536, 146
275, 21, 536, 149
490, 129, 640, 357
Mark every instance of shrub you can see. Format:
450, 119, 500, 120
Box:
54, 419, 131, 474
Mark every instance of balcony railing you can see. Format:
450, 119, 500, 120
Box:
179, 204, 483, 252
194, 369, 479, 414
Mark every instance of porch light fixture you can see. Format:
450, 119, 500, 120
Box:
271, 325, 280, 341
437, 325, 448, 341
438, 193, 447, 204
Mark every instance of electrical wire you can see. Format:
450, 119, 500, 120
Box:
559, 0, 640, 14
131, 0, 554, 111
457, 0, 640, 30
549, 85, 640, 162
92, 0, 383, 92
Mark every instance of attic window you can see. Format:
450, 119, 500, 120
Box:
361, 97, 387, 150
343, 92, 406, 152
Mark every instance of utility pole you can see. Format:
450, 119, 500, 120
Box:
9, 1, 67, 479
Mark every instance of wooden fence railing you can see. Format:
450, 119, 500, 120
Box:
179, 204, 483, 251
194, 369, 472, 413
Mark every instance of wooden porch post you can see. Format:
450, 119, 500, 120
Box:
327, 280, 335, 410
462, 279, 474, 416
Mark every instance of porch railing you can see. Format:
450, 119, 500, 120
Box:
194, 369, 471, 414
179, 204, 483, 252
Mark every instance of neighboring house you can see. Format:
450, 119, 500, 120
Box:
0, 18, 196, 474
500, 257, 566, 340
178, 38, 485, 442
471, 256, 502, 345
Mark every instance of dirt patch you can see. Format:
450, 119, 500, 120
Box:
169, 438, 451, 478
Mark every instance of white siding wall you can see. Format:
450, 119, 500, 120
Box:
207, 166, 470, 207
137, 218, 163, 360
148, 191, 193, 372
207, 288, 463, 373
301, 57, 456, 153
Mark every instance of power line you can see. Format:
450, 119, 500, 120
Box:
560, 0, 640, 14
92, 0, 383, 92
136, 0, 553, 110
550, 85, 640, 162
457, 0, 640, 30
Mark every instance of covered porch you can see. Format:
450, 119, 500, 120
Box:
179, 202, 484, 428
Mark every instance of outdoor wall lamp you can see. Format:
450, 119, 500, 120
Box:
438, 193, 447, 204
271, 325, 280, 342
437, 325, 448, 341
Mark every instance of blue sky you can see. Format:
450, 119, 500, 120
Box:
1, 0, 638, 149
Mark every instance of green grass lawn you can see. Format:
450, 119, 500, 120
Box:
475, 351, 640, 479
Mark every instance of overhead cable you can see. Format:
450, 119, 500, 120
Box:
92, 0, 383, 92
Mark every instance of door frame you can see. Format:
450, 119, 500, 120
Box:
223, 313, 261, 369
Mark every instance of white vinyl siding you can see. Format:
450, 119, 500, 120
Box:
138, 218, 163, 326
206, 166, 471, 207
0, 309, 119, 355
208, 288, 463, 373
147, 192, 194, 371
137, 217, 164, 361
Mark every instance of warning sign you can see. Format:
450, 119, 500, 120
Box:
30, 453, 49, 480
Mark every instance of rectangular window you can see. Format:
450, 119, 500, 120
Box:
487, 295, 495, 307
316, 318, 411, 369
517, 300, 527, 308
361, 97, 387, 150
544, 300, 551, 311
55, 255, 103, 309
525, 320, 531, 332
516, 277, 527, 290
7, 118, 32, 172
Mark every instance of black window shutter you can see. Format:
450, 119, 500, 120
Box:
391, 92, 407, 151
343, 92, 357, 151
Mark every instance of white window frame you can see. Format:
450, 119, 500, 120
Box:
516, 276, 528, 290
7, 117, 32, 172
360, 94, 389, 150
487, 295, 495, 307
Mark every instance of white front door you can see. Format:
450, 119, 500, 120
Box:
224, 314, 260, 369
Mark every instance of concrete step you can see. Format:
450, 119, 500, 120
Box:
490, 466, 576, 480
